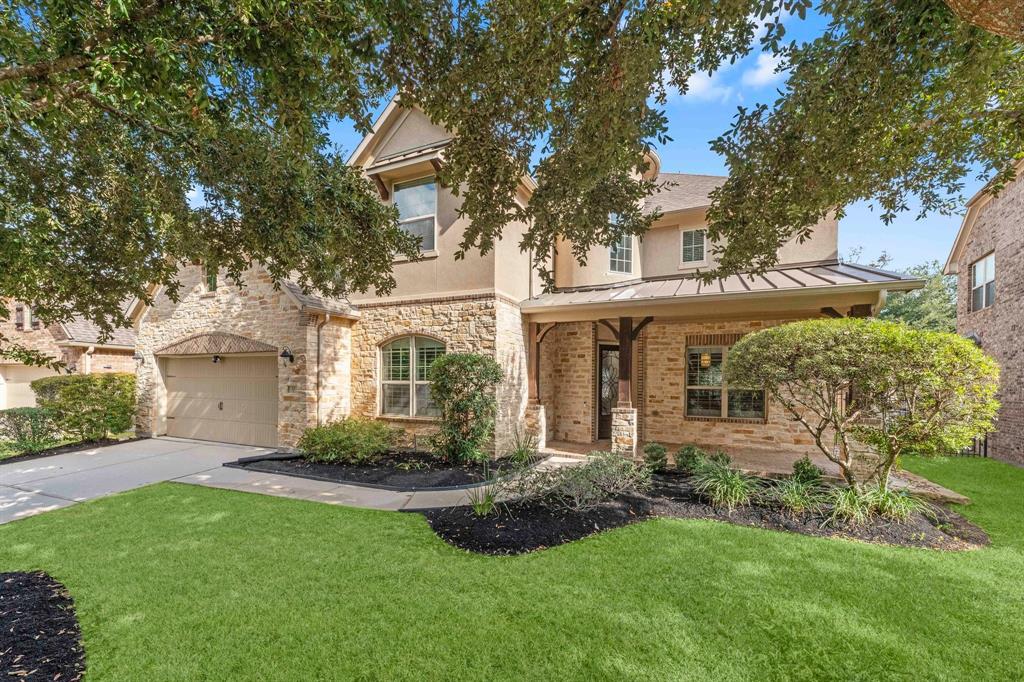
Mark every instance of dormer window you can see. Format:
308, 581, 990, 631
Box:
609, 234, 633, 274
394, 177, 437, 252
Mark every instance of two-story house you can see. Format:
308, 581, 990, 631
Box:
0, 301, 136, 409
945, 159, 1024, 464
132, 100, 922, 460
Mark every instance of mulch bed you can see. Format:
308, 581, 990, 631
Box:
422, 473, 989, 555
0, 572, 85, 681
0, 437, 144, 466
232, 451, 520, 491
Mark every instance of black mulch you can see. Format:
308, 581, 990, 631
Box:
0, 572, 85, 681
0, 437, 144, 466
422, 473, 989, 555
233, 451, 517, 491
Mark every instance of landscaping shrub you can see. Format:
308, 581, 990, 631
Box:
727, 318, 1000, 492
427, 353, 504, 463
506, 429, 538, 465
692, 461, 760, 512
298, 419, 399, 464
673, 445, 707, 474
502, 452, 651, 512
791, 456, 824, 486
826, 487, 874, 526
827, 485, 927, 525
0, 407, 59, 454
643, 442, 668, 471
770, 477, 822, 515
31, 373, 135, 441
547, 452, 652, 511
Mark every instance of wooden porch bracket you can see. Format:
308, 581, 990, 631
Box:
630, 316, 653, 340
598, 319, 619, 337
528, 322, 559, 402
821, 307, 844, 319
429, 158, 444, 182
369, 173, 389, 201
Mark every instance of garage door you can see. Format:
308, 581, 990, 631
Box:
0, 364, 59, 409
164, 355, 278, 447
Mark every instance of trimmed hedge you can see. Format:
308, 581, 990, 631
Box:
0, 407, 59, 454
31, 373, 136, 442
298, 418, 400, 464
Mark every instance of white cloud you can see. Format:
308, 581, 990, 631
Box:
741, 53, 787, 88
679, 66, 737, 104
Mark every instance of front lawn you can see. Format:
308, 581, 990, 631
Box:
0, 457, 1021, 680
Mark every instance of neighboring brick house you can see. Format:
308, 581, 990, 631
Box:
133, 98, 922, 460
944, 160, 1024, 464
0, 301, 136, 409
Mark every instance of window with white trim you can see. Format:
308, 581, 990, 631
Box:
681, 228, 706, 265
685, 346, 765, 419
380, 336, 445, 417
970, 253, 995, 311
394, 177, 437, 252
609, 234, 633, 274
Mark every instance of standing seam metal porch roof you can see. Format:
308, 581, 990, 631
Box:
519, 261, 923, 311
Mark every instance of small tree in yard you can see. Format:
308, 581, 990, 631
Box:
428, 354, 504, 463
726, 319, 999, 492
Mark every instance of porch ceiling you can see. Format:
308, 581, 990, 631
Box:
520, 260, 923, 322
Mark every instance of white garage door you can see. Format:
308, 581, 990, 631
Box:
164, 355, 278, 447
0, 364, 60, 409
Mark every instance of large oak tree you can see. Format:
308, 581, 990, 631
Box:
1, 1, 1021, 364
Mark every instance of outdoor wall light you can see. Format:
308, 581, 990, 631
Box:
280, 348, 295, 363
212, 355, 222, 364
700, 352, 712, 369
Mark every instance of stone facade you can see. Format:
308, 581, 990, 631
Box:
610, 407, 637, 456
955, 175, 1024, 463
349, 294, 530, 451
134, 265, 353, 448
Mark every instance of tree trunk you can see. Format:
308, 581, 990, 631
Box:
945, 0, 1024, 41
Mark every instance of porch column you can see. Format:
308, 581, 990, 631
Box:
611, 316, 638, 457
524, 322, 547, 450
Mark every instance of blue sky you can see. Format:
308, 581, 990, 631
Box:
328, 10, 983, 273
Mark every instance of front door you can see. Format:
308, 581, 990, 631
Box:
597, 345, 619, 439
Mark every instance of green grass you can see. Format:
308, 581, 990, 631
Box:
0, 457, 1022, 680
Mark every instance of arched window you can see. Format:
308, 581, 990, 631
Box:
380, 336, 445, 417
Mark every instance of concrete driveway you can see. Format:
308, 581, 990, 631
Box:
0, 437, 271, 525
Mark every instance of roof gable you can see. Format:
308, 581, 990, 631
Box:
944, 158, 1024, 275
347, 97, 450, 169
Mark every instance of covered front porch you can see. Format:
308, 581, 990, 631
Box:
519, 260, 922, 462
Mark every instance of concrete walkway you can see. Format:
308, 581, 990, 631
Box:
0, 437, 578, 525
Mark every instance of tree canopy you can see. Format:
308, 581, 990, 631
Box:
2, 0, 1021, 363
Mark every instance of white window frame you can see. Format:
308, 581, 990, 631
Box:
608, 234, 634, 274
970, 253, 995, 312
684, 345, 766, 421
391, 175, 438, 255
379, 336, 446, 418
680, 228, 709, 268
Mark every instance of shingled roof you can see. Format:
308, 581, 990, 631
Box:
281, 280, 359, 319
644, 173, 726, 215
57, 317, 136, 348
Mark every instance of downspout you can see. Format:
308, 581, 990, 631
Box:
83, 345, 95, 375
316, 313, 330, 425
873, 289, 888, 316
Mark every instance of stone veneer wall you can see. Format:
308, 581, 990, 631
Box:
348, 294, 505, 450
539, 321, 595, 443
494, 298, 529, 455
642, 318, 819, 456
135, 265, 351, 448
956, 175, 1024, 463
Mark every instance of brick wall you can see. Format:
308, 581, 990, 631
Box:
956, 176, 1024, 463
62, 347, 136, 374
0, 300, 63, 365
539, 321, 595, 443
